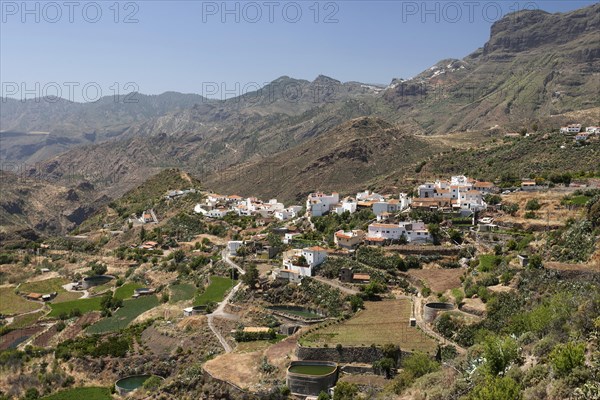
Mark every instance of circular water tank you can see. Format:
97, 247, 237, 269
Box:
286, 361, 338, 397
423, 302, 454, 323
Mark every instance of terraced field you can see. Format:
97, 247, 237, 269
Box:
0, 286, 41, 314
194, 276, 237, 306
86, 295, 159, 334
18, 278, 82, 303
48, 297, 103, 317
40, 387, 111, 400
301, 299, 437, 353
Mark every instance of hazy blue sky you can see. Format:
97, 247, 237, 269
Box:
1, 0, 596, 101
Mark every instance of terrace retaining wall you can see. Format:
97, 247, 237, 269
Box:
297, 345, 389, 364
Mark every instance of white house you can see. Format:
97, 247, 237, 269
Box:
194, 204, 210, 215
274, 206, 303, 221
356, 190, 384, 202
306, 192, 340, 217
458, 190, 486, 212
206, 207, 232, 219
227, 240, 244, 256
283, 232, 302, 244
333, 198, 358, 215
575, 132, 590, 141
560, 124, 582, 134
366, 223, 404, 242
207, 193, 227, 203
283, 246, 328, 277
398, 221, 432, 243
372, 199, 403, 216
272, 268, 301, 284
585, 126, 600, 134
399, 193, 411, 210
366, 221, 431, 244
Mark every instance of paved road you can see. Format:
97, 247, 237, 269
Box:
207, 250, 246, 353
313, 276, 359, 295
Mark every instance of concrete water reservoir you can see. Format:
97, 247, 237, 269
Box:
423, 302, 454, 323
114, 374, 163, 395
183, 305, 207, 316
81, 275, 113, 290
286, 361, 338, 396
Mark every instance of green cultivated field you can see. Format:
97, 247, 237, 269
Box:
194, 276, 237, 306
169, 283, 197, 303
114, 282, 144, 300
86, 295, 158, 334
18, 278, 81, 303
48, 297, 103, 317
41, 387, 111, 400
301, 299, 437, 354
0, 286, 41, 315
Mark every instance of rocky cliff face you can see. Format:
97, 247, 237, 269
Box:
484, 5, 600, 55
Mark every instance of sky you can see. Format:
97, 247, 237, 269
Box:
1, 0, 597, 101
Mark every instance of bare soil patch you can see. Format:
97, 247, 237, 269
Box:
407, 268, 465, 293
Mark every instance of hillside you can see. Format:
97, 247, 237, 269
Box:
204, 117, 443, 201
0, 172, 107, 244
382, 4, 600, 133
0, 92, 209, 163
80, 169, 204, 231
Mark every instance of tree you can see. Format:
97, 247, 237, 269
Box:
317, 391, 331, 400
333, 382, 358, 400
140, 226, 147, 242
484, 194, 502, 205
525, 199, 541, 211
90, 261, 107, 276
482, 335, 520, 376
349, 295, 364, 312
448, 229, 463, 245
402, 352, 439, 378
172, 249, 185, 264
242, 264, 259, 289
373, 357, 395, 378
22, 388, 40, 400
550, 341, 585, 377
428, 224, 441, 245
527, 254, 543, 269
502, 203, 519, 216
142, 375, 163, 390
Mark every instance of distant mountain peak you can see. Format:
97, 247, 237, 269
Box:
312, 75, 341, 85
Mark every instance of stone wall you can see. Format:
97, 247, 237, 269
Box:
297, 345, 384, 364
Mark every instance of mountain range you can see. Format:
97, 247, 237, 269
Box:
1, 3, 599, 239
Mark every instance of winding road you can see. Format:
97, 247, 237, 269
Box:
206, 250, 246, 353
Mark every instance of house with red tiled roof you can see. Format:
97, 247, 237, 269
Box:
334, 229, 365, 249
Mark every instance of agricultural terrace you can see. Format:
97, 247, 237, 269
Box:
301, 299, 437, 353
18, 278, 82, 303
194, 276, 237, 306
48, 297, 103, 317
42, 387, 112, 400
169, 283, 196, 303
40, 387, 111, 400
114, 282, 144, 300
0, 286, 41, 315
86, 296, 158, 334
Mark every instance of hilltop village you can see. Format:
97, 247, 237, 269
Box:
0, 168, 598, 400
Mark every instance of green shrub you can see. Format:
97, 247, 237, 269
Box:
550, 342, 585, 377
